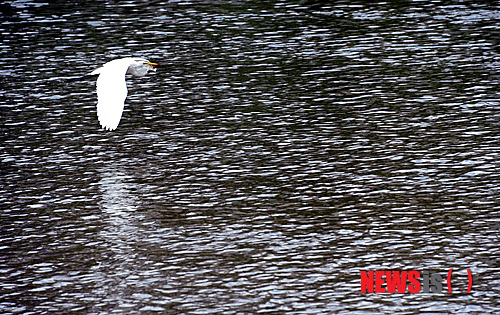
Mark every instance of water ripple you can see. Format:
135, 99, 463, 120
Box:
1, 0, 499, 314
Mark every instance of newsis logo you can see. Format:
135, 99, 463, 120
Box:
360, 269, 472, 293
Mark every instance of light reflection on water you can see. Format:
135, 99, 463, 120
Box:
0, 0, 499, 314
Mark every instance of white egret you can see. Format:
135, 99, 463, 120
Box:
90, 58, 157, 130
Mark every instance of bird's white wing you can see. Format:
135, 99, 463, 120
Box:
94, 60, 131, 130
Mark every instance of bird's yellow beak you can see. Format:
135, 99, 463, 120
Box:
147, 62, 158, 66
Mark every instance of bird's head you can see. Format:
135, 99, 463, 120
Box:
128, 58, 158, 77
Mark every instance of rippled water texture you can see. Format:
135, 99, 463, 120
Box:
1, 0, 499, 314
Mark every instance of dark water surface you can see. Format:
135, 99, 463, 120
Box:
1, 0, 499, 314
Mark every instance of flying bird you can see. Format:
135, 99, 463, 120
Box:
90, 58, 157, 130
